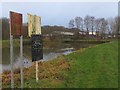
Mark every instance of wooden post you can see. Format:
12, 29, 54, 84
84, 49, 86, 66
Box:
36, 61, 38, 82
20, 36, 24, 88
10, 11, 14, 88
10, 35, 14, 88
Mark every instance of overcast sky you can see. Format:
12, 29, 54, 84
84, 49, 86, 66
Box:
2, 2, 118, 27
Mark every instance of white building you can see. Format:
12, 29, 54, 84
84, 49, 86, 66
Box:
60, 32, 74, 36
89, 31, 96, 35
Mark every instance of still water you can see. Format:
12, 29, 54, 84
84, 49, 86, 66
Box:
1, 42, 95, 73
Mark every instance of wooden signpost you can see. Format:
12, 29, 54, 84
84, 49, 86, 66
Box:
10, 11, 23, 88
20, 35, 23, 88
28, 14, 43, 82
31, 35, 43, 62
31, 35, 43, 82
9, 11, 42, 89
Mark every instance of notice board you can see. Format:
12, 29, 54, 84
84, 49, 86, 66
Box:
28, 14, 41, 37
10, 11, 22, 36
31, 35, 43, 62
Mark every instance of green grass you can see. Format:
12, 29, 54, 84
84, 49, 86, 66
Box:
2, 40, 118, 88
64, 40, 118, 88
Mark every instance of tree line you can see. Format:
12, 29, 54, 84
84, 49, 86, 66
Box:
1, 15, 120, 40
0, 18, 81, 40
69, 15, 120, 38
0, 18, 28, 40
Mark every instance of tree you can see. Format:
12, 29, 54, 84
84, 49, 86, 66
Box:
113, 16, 120, 37
107, 18, 115, 35
75, 16, 80, 29
95, 18, 101, 37
69, 19, 75, 29
1, 18, 10, 40
90, 16, 95, 35
99, 18, 108, 38
80, 18, 84, 33
84, 15, 91, 34
75, 16, 84, 34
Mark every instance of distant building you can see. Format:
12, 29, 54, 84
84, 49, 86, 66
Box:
88, 31, 97, 35
60, 32, 74, 36
79, 31, 86, 35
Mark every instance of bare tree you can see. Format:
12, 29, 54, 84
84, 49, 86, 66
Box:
84, 15, 91, 35
69, 15, 119, 39
99, 18, 108, 38
75, 16, 84, 34
107, 18, 114, 36
75, 16, 80, 29
69, 19, 75, 29
90, 16, 95, 35
95, 18, 101, 37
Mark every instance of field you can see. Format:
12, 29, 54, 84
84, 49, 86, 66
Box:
2, 40, 118, 88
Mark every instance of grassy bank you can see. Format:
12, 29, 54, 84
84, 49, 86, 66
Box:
63, 39, 110, 44
1, 39, 30, 48
64, 40, 118, 88
2, 40, 118, 88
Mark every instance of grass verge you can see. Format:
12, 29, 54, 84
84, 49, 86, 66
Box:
2, 40, 118, 88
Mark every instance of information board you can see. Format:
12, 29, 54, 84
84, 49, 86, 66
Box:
10, 11, 22, 36
31, 35, 43, 62
28, 14, 41, 37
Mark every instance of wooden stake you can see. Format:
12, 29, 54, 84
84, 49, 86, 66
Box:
36, 61, 38, 82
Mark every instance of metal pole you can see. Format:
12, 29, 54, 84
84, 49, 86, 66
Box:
20, 36, 23, 88
10, 12, 14, 88
10, 35, 14, 88
36, 61, 38, 82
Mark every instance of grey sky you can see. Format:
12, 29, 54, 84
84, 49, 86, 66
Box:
2, 2, 118, 27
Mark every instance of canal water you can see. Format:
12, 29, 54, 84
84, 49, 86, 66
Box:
1, 42, 95, 73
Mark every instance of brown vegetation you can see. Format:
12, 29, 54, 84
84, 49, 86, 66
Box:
2, 55, 71, 87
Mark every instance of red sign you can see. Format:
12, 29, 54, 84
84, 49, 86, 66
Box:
10, 11, 22, 36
